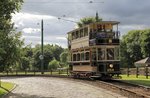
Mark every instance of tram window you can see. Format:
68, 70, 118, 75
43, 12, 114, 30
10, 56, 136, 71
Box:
85, 52, 89, 60
106, 29, 112, 32
73, 54, 76, 61
89, 29, 93, 39
77, 53, 80, 61
107, 48, 114, 60
68, 34, 72, 41
115, 47, 120, 60
80, 29, 83, 37
92, 49, 96, 60
72, 33, 75, 40
103, 25, 106, 31
81, 52, 84, 61
98, 48, 105, 60
97, 24, 102, 32
84, 27, 88, 36
90, 32, 96, 39
76, 31, 79, 39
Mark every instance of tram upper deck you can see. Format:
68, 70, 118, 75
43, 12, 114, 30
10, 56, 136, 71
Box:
67, 21, 120, 50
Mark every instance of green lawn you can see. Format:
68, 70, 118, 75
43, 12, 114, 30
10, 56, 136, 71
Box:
0, 82, 14, 97
120, 75, 150, 87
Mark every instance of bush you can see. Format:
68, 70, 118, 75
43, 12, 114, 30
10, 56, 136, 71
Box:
48, 58, 59, 70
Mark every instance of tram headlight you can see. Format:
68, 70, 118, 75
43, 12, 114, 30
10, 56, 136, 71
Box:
109, 64, 113, 68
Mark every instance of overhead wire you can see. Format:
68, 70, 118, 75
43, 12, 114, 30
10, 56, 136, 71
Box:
24, 1, 104, 4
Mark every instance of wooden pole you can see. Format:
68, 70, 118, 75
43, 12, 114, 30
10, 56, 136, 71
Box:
136, 67, 139, 78
145, 65, 148, 79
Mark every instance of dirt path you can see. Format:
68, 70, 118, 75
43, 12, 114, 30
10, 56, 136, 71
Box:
2, 77, 126, 98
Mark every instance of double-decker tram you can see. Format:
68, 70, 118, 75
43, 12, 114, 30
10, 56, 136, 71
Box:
67, 21, 121, 79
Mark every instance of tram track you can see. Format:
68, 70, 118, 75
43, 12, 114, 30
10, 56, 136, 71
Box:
82, 79, 150, 98
98, 79, 150, 98
56, 76, 150, 98
61, 77, 150, 98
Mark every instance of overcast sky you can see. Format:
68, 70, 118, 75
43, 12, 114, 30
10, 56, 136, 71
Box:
12, 0, 150, 48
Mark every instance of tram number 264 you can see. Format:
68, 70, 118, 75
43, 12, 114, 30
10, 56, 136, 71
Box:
107, 68, 114, 72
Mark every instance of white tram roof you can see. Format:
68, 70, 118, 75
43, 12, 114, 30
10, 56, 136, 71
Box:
67, 21, 120, 34
90, 21, 120, 25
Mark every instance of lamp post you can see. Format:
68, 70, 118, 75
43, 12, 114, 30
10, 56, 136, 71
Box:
40, 19, 44, 74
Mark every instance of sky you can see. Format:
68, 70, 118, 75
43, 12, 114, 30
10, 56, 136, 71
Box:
12, 0, 150, 48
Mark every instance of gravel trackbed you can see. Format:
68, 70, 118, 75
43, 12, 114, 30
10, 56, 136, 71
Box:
2, 77, 126, 98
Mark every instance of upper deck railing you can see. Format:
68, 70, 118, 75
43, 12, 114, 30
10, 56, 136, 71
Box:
90, 31, 120, 39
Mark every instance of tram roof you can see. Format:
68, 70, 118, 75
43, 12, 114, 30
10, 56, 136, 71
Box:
67, 21, 120, 34
91, 21, 120, 25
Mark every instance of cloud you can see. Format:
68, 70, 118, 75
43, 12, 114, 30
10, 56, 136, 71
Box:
12, 12, 56, 21
56, 37, 67, 40
12, 0, 150, 48
22, 28, 40, 34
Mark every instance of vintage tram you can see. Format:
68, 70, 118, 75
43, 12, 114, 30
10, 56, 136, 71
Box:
67, 21, 121, 79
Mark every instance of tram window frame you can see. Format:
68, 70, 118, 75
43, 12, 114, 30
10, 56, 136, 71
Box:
76, 31, 79, 39
97, 24, 102, 32
77, 53, 80, 61
72, 33, 75, 40
81, 52, 84, 61
84, 27, 88, 36
85, 52, 89, 60
68, 33, 72, 41
92, 48, 96, 60
80, 29, 84, 37
107, 48, 114, 60
98, 48, 105, 60
115, 47, 120, 60
73, 54, 76, 61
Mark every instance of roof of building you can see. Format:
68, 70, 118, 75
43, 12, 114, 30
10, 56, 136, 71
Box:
134, 57, 150, 67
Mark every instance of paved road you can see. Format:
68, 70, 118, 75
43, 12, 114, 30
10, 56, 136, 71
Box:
2, 77, 126, 98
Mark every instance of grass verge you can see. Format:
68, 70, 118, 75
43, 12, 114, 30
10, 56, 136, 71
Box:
0, 82, 14, 97
120, 75, 150, 87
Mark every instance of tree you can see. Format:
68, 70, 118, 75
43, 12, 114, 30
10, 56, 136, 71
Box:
77, 12, 102, 27
20, 45, 34, 70
140, 29, 150, 57
60, 51, 68, 67
0, 31, 24, 71
32, 44, 64, 70
120, 29, 150, 68
121, 30, 143, 67
0, 0, 24, 71
48, 58, 60, 70
22, 45, 33, 58
50, 44, 64, 61
20, 57, 30, 71
0, 0, 23, 30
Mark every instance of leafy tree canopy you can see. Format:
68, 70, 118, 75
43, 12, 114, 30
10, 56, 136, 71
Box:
60, 50, 68, 66
120, 29, 150, 68
32, 44, 64, 70
77, 12, 102, 27
0, 0, 24, 71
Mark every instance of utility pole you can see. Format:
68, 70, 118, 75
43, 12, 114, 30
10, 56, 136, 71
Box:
41, 19, 44, 74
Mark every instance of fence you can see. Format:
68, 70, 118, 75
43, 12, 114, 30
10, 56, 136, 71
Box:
121, 67, 150, 79
0, 68, 70, 77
